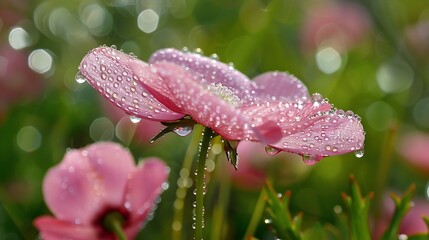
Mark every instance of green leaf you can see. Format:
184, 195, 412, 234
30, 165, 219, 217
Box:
342, 175, 373, 240
381, 184, 416, 240
264, 181, 301, 240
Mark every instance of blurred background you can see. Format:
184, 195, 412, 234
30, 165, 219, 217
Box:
1, 0, 429, 239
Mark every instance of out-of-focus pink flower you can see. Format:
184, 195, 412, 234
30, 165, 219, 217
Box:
405, 20, 429, 58
34, 142, 169, 240
229, 141, 309, 190
300, 2, 371, 52
0, 44, 44, 114
79, 46, 364, 163
399, 132, 429, 174
375, 196, 429, 238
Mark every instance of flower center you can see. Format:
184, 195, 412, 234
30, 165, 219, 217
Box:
207, 83, 242, 107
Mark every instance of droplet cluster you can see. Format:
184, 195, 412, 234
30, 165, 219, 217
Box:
79, 46, 365, 160
78, 45, 183, 121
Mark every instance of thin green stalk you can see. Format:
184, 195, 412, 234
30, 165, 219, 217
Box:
210, 144, 231, 240
172, 125, 204, 240
195, 127, 214, 240
103, 212, 127, 240
244, 188, 267, 239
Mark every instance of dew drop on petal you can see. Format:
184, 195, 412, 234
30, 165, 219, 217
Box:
345, 110, 354, 118
173, 126, 193, 136
311, 93, 324, 106
264, 146, 280, 156
302, 154, 323, 165
354, 148, 365, 158
129, 116, 141, 123
336, 109, 345, 117
75, 71, 86, 84
210, 53, 219, 60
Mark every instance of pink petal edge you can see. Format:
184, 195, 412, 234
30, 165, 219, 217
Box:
79, 46, 184, 121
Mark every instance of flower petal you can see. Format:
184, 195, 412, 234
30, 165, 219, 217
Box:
79, 46, 184, 121
43, 142, 136, 224
34, 216, 99, 240
252, 71, 310, 101
149, 48, 257, 103
43, 150, 100, 224
243, 101, 364, 157
131, 61, 282, 144
123, 158, 168, 222
84, 142, 135, 208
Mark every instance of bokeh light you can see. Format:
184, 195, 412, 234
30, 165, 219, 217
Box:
28, 49, 53, 74
376, 59, 414, 93
8, 27, 32, 50
315, 47, 342, 74
137, 9, 159, 33
16, 125, 42, 152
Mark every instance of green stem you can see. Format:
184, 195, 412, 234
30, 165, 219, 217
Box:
244, 188, 267, 239
172, 125, 204, 240
210, 141, 230, 240
195, 127, 214, 240
103, 212, 127, 240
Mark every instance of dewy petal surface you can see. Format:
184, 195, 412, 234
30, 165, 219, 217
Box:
251, 71, 310, 102
43, 142, 135, 225
124, 158, 168, 222
43, 149, 100, 224
131, 61, 282, 143
243, 101, 364, 157
79, 46, 184, 121
149, 48, 258, 103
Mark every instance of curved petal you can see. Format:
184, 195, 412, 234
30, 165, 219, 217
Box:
149, 48, 257, 103
131, 61, 282, 144
43, 150, 100, 224
242, 101, 364, 157
85, 142, 135, 208
34, 216, 99, 240
272, 109, 364, 157
79, 46, 184, 121
123, 158, 168, 222
43, 143, 136, 224
252, 71, 310, 101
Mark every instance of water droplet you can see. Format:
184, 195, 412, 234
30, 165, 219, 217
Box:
336, 109, 345, 117
193, 48, 203, 55
101, 72, 107, 80
264, 146, 280, 156
75, 71, 86, 84
354, 149, 364, 158
173, 126, 193, 136
311, 93, 323, 106
264, 218, 273, 224
210, 53, 219, 60
398, 234, 408, 240
345, 110, 354, 118
129, 116, 141, 123
302, 154, 323, 165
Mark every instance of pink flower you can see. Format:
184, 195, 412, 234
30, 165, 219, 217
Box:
399, 132, 429, 174
0, 44, 44, 114
78, 46, 364, 162
34, 142, 169, 239
300, 2, 371, 52
374, 196, 429, 238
